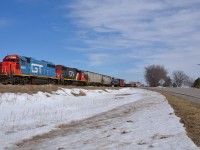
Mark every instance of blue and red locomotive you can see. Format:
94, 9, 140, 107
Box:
0, 54, 125, 86
0, 54, 56, 84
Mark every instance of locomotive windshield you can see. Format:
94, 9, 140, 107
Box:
3, 59, 19, 62
3, 55, 19, 63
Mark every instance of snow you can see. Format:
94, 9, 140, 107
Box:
0, 88, 199, 149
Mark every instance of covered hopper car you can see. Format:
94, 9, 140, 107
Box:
83, 71, 112, 86
83, 71, 103, 86
102, 75, 112, 86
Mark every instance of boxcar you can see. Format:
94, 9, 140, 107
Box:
119, 79, 125, 87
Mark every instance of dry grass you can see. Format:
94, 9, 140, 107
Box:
0, 84, 61, 94
71, 90, 86, 96
0, 84, 123, 94
163, 93, 200, 147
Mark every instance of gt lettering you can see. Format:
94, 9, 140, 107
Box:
31, 64, 43, 74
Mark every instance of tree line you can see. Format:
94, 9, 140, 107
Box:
144, 65, 199, 88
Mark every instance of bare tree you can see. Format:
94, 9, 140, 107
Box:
172, 70, 189, 87
144, 65, 168, 87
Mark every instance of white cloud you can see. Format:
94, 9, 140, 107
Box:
87, 53, 110, 66
69, 0, 200, 48
66, 0, 200, 80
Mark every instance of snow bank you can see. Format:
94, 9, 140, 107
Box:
0, 88, 198, 149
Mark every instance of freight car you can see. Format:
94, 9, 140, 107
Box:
102, 75, 112, 86
112, 78, 125, 87
83, 71, 112, 86
56, 65, 86, 85
0, 54, 57, 84
83, 71, 103, 86
0, 54, 125, 87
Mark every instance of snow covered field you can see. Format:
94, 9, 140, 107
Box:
0, 88, 199, 149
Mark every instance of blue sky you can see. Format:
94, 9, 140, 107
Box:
0, 0, 200, 83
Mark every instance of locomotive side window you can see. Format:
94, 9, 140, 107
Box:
47, 64, 55, 68
21, 60, 26, 66
25, 57, 30, 63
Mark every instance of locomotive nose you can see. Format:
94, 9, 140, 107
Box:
0, 62, 18, 75
0, 62, 10, 74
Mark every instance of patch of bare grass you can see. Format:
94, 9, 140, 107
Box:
0, 84, 125, 94
71, 90, 86, 97
0, 84, 61, 94
115, 94, 132, 96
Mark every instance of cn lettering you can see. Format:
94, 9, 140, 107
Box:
69, 71, 74, 77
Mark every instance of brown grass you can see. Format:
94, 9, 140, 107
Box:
71, 90, 86, 96
0, 84, 123, 94
0, 84, 61, 94
163, 93, 200, 147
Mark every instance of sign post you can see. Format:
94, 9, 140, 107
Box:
159, 79, 165, 94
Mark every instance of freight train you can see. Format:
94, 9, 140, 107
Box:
0, 54, 125, 86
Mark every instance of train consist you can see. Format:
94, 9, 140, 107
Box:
0, 54, 125, 86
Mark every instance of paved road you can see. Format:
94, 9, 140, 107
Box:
149, 87, 200, 104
